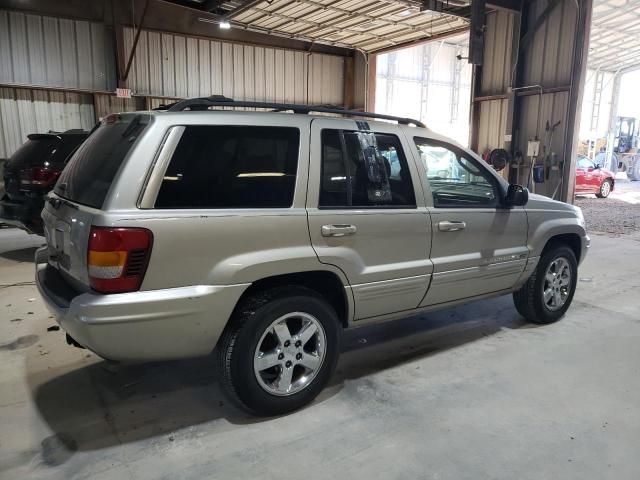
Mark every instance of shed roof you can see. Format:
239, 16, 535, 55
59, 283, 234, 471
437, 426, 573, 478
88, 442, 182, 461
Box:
588, 0, 640, 73
168, 0, 476, 53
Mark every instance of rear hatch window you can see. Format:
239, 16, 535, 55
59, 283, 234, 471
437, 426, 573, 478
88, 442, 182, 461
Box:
6, 135, 60, 171
54, 114, 149, 209
4, 134, 61, 199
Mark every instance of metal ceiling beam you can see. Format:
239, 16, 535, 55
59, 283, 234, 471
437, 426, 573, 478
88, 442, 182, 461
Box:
420, 1, 471, 19
227, 0, 264, 19
369, 25, 469, 55
486, 0, 521, 12
236, 6, 400, 43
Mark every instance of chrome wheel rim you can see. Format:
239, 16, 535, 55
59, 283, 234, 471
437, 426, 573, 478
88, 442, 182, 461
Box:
543, 257, 572, 311
253, 312, 326, 396
601, 181, 610, 197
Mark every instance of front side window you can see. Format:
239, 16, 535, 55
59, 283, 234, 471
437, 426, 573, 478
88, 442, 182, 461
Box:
414, 137, 499, 208
155, 126, 299, 209
577, 156, 594, 169
319, 130, 416, 208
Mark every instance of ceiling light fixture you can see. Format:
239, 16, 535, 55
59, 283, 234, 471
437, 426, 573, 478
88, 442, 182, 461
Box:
219, 20, 231, 29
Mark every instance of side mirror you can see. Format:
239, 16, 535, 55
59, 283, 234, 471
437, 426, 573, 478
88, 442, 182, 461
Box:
506, 184, 529, 207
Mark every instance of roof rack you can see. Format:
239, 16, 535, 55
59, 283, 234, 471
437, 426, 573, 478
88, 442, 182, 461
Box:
158, 95, 426, 128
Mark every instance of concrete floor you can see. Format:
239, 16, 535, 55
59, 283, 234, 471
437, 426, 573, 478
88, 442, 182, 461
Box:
1, 226, 639, 480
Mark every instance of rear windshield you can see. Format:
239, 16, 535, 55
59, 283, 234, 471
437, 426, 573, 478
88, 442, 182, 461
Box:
54, 115, 149, 208
7, 137, 59, 169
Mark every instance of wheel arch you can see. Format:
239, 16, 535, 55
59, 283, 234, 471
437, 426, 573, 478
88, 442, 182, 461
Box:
541, 233, 582, 263
232, 270, 353, 328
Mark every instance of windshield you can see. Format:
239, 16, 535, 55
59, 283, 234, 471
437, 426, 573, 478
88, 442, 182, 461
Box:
54, 115, 149, 209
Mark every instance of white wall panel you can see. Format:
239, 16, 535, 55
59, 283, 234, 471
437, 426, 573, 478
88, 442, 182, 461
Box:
123, 27, 343, 105
0, 10, 115, 91
0, 87, 95, 158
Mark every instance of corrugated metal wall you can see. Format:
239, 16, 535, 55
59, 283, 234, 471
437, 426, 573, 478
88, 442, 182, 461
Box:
93, 94, 144, 121
123, 27, 344, 105
475, 10, 513, 163
0, 87, 94, 158
0, 10, 116, 91
516, 0, 578, 197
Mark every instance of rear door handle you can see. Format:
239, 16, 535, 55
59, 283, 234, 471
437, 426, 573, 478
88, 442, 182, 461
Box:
321, 224, 357, 237
438, 221, 466, 232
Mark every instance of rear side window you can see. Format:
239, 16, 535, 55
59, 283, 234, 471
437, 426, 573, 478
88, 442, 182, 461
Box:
319, 129, 416, 208
155, 126, 300, 209
55, 115, 148, 208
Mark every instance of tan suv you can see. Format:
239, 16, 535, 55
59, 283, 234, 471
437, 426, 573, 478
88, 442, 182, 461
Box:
36, 97, 589, 415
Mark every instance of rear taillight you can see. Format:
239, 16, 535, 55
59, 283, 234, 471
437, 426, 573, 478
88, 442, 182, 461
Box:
20, 167, 60, 187
88, 227, 153, 293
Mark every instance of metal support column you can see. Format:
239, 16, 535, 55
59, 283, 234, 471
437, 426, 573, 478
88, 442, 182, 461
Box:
560, 0, 594, 203
419, 45, 431, 122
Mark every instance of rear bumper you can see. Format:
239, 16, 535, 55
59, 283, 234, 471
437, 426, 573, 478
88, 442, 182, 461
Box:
35, 248, 249, 361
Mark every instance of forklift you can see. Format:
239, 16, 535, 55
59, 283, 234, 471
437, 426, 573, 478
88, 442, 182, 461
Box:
599, 117, 640, 180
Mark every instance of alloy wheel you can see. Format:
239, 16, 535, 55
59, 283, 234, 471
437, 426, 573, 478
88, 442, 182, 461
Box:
542, 257, 572, 311
253, 312, 326, 396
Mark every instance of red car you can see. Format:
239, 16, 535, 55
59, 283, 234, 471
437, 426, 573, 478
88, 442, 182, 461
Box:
575, 155, 615, 198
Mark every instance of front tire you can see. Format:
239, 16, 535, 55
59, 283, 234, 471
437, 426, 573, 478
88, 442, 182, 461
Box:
513, 243, 578, 324
595, 179, 612, 198
217, 287, 340, 416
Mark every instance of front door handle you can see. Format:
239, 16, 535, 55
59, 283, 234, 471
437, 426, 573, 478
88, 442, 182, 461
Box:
321, 224, 357, 237
438, 221, 466, 232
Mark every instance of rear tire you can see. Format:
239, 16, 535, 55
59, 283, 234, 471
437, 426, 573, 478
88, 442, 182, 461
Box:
513, 243, 578, 324
217, 286, 340, 416
595, 179, 612, 198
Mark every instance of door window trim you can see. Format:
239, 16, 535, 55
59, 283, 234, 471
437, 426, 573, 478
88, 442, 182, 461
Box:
414, 136, 504, 209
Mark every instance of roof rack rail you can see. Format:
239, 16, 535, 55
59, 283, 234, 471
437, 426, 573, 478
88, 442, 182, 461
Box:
160, 95, 426, 128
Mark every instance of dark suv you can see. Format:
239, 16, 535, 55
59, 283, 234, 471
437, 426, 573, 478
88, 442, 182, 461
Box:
1, 130, 89, 235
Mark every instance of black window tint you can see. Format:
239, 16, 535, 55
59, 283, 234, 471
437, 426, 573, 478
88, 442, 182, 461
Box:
51, 135, 88, 167
55, 114, 148, 209
319, 129, 416, 208
6, 137, 59, 170
414, 137, 499, 208
155, 126, 299, 209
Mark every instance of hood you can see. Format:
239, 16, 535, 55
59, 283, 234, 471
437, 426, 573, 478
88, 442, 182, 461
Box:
599, 167, 615, 178
526, 192, 580, 214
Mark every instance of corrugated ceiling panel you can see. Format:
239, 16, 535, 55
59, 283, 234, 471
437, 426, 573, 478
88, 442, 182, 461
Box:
0, 87, 94, 158
0, 10, 115, 91
123, 28, 343, 105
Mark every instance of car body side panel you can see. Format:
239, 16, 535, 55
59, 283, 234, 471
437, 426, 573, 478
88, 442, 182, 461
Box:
306, 118, 432, 320
525, 194, 588, 262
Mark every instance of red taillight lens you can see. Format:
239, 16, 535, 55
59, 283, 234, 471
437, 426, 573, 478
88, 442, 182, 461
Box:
20, 167, 60, 186
88, 227, 153, 293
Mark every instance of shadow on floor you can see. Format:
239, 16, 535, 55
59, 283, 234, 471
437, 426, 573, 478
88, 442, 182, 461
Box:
0, 246, 39, 263
30, 295, 531, 456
